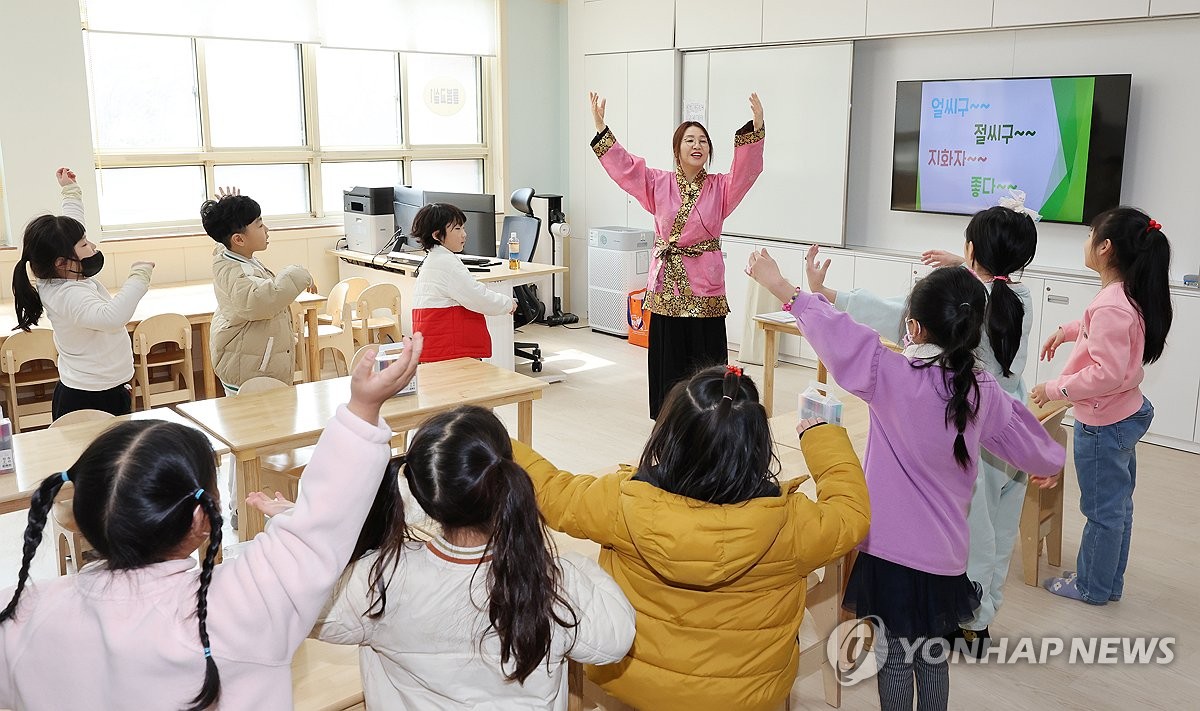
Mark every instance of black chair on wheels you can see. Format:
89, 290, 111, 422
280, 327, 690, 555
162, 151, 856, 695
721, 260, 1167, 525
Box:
504, 188, 544, 372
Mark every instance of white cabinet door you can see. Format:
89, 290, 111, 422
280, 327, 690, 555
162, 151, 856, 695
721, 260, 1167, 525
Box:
992, 0, 1148, 26
1140, 294, 1200, 442
1016, 275, 1045, 393
676, 0, 762, 48
853, 255, 912, 300
910, 263, 934, 288
626, 50, 679, 231
584, 53, 630, 231
1152, 0, 1200, 14
722, 238, 759, 346
865, 0, 994, 35
582, 0, 675, 54
1033, 280, 1100, 387
797, 250, 854, 361
762, 0, 867, 42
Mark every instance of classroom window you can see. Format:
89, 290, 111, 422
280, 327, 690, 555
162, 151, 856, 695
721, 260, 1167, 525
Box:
83, 31, 491, 232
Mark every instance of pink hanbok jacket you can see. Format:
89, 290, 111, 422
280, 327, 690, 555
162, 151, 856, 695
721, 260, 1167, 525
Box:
0, 406, 392, 710
591, 123, 764, 317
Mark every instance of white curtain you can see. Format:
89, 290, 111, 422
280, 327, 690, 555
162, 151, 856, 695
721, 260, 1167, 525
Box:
81, 0, 498, 55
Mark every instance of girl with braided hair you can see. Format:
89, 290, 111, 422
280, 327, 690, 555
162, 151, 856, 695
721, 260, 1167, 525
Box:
0, 336, 422, 710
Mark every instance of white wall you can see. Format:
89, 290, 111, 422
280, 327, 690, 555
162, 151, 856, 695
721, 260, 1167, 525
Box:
501, 0, 567, 197
846, 18, 1200, 281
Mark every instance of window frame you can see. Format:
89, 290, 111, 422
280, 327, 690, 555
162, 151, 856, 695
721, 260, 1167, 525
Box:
87, 33, 494, 236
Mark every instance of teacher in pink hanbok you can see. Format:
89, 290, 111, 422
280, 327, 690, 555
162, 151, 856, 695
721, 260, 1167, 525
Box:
589, 91, 765, 419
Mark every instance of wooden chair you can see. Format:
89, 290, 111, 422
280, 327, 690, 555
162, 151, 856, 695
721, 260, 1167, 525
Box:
294, 291, 355, 380
317, 277, 369, 326
352, 283, 403, 347
1, 327, 60, 432
236, 376, 305, 501
48, 409, 115, 575
132, 313, 196, 411
1020, 399, 1071, 586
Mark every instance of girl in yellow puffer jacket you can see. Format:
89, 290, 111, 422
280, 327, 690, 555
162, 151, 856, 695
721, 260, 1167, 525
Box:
513, 365, 871, 711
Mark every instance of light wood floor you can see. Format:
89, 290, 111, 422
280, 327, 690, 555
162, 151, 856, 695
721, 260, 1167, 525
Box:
3, 322, 1195, 709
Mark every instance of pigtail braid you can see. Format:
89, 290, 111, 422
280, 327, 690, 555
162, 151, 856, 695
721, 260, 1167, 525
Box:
0, 472, 69, 621
183, 491, 223, 711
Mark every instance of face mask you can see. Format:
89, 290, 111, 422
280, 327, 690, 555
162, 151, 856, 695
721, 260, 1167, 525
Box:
72, 251, 105, 278
903, 318, 920, 348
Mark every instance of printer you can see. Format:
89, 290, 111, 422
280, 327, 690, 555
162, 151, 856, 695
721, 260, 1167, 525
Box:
343, 186, 396, 254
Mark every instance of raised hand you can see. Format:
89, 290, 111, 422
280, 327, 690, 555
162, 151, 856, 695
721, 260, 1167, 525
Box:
746, 248, 798, 304
347, 333, 424, 424
804, 244, 836, 302
749, 92, 764, 131
216, 186, 241, 200
589, 92, 607, 134
797, 417, 826, 437
55, 167, 78, 187
920, 250, 964, 268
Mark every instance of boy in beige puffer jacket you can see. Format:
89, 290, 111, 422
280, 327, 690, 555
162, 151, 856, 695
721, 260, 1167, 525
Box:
202, 191, 314, 395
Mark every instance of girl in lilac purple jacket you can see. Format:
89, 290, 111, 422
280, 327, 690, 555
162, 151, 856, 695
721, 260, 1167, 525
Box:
748, 250, 1064, 711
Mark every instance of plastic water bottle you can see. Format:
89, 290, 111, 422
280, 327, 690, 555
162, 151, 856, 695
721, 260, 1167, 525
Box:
507, 232, 521, 270
0, 417, 14, 474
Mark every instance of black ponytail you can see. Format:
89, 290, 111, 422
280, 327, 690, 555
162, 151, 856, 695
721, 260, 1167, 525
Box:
363, 457, 408, 620
184, 491, 224, 711
400, 406, 577, 683
0, 471, 70, 621
965, 206, 1038, 377
483, 458, 577, 682
906, 267, 988, 468
1090, 207, 1173, 364
13, 214, 86, 332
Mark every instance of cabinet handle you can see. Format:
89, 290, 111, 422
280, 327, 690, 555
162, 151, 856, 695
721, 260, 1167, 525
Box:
1047, 295, 1070, 305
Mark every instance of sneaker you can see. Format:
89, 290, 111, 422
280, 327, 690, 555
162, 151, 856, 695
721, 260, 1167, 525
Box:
1043, 575, 1106, 605
1060, 571, 1121, 602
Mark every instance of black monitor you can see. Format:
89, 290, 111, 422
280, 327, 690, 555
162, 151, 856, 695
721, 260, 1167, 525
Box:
393, 186, 497, 256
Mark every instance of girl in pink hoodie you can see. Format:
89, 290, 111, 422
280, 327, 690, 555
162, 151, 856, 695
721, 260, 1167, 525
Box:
0, 336, 422, 710
1034, 208, 1173, 605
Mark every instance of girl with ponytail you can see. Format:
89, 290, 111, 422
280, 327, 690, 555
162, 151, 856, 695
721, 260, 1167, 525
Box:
298, 405, 634, 709
0, 338, 422, 710
748, 250, 1063, 711
508, 364, 870, 711
1035, 207, 1173, 606
805, 200, 1040, 644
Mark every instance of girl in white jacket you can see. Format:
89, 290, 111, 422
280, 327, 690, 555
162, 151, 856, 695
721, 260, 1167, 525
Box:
11, 168, 154, 418
259, 406, 635, 709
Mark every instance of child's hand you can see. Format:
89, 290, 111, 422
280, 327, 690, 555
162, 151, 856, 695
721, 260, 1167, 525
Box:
347, 333, 424, 424
746, 248, 799, 304
56, 167, 77, 187
920, 250, 964, 268
306, 278, 319, 295
797, 417, 826, 437
1030, 473, 1060, 490
1030, 383, 1050, 407
804, 244, 836, 302
216, 186, 241, 199
749, 92, 764, 131
246, 490, 295, 517
1040, 327, 1067, 361
131, 260, 155, 270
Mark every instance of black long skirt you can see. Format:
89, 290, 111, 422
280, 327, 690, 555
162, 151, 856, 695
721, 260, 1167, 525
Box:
647, 314, 728, 419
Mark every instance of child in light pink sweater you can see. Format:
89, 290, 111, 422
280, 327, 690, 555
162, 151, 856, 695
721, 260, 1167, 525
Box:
1033, 207, 1173, 605
0, 335, 422, 710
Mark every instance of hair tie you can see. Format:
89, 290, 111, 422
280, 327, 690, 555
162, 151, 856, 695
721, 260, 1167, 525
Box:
721, 395, 734, 402
991, 275, 1010, 283
203, 647, 212, 658
959, 302, 971, 309
60, 471, 70, 483
193, 488, 205, 500
1146, 219, 1162, 233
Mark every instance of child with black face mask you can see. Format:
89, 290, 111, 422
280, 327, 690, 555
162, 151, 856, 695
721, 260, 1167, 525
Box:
11, 168, 155, 418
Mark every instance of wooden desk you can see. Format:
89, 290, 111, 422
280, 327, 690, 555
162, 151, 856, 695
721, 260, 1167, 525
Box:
177, 358, 547, 539
0, 283, 327, 399
330, 248, 568, 371
292, 639, 365, 711
753, 315, 826, 417
0, 408, 231, 516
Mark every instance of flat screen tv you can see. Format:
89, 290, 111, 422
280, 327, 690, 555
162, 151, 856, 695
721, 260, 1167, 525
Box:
891, 74, 1131, 224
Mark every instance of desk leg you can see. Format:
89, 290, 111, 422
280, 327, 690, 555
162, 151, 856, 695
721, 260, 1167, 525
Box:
236, 456, 265, 540
305, 307, 320, 383
200, 323, 217, 399
517, 401, 533, 445
763, 327, 778, 417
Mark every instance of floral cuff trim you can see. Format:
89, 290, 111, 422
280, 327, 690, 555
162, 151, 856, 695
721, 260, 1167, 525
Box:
591, 126, 616, 158
734, 120, 765, 147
